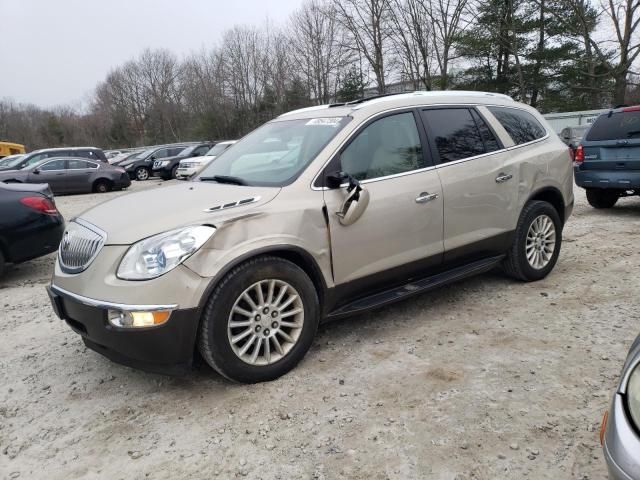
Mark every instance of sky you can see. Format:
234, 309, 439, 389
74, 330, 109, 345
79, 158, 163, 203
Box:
0, 0, 304, 108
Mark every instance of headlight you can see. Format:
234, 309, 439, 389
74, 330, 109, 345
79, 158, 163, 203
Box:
628, 363, 640, 428
117, 225, 215, 280
159, 160, 170, 167
124, 164, 133, 170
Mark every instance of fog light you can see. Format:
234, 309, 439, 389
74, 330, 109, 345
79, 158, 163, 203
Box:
108, 309, 171, 328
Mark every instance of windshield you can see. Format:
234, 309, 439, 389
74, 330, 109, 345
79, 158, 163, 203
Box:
135, 148, 156, 160
205, 143, 233, 157
0, 155, 25, 167
178, 145, 197, 157
198, 117, 350, 186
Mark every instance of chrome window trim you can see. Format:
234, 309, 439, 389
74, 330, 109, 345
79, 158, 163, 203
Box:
50, 284, 178, 311
309, 102, 547, 190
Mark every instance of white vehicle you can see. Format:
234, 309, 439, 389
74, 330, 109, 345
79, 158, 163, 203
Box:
176, 141, 236, 179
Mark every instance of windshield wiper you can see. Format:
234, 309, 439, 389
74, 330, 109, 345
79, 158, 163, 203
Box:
199, 175, 247, 185
627, 130, 640, 137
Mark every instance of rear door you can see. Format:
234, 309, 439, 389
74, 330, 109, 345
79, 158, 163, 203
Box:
66, 159, 98, 192
581, 109, 640, 171
421, 106, 517, 264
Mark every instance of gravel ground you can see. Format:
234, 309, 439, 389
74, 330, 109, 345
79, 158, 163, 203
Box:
1, 180, 638, 480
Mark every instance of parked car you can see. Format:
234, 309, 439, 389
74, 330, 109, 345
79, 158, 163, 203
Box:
152, 142, 213, 180
0, 181, 64, 278
559, 125, 589, 149
0, 154, 25, 168
176, 141, 236, 179
0, 157, 130, 194
574, 105, 640, 208
104, 150, 122, 159
47, 91, 573, 382
601, 334, 640, 480
0, 147, 107, 172
120, 145, 189, 181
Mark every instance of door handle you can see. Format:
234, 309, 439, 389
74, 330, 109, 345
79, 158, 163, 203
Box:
495, 173, 513, 183
415, 192, 438, 204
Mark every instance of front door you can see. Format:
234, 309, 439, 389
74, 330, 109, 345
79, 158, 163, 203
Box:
420, 106, 517, 264
30, 159, 68, 193
322, 110, 444, 293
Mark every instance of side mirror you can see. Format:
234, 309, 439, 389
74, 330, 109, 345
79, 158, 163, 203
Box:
33, 169, 40, 174
329, 171, 370, 226
326, 170, 349, 189
149, 156, 156, 161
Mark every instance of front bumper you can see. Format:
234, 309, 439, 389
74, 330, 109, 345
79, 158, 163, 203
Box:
152, 165, 173, 178
47, 284, 200, 375
575, 168, 640, 190
602, 394, 640, 480
115, 173, 131, 189
176, 166, 199, 178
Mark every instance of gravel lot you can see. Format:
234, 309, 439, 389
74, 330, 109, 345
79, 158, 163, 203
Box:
1, 180, 638, 480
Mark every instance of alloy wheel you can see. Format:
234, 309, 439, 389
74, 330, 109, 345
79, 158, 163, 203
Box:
227, 279, 304, 366
525, 214, 556, 269
136, 168, 149, 181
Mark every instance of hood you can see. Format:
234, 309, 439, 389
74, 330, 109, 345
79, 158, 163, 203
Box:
183, 155, 215, 165
77, 181, 281, 244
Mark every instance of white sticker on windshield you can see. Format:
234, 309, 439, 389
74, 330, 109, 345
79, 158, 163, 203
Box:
306, 117, 343, 127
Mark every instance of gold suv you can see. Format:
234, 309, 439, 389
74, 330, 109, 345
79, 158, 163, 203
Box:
47, 92, 574, 383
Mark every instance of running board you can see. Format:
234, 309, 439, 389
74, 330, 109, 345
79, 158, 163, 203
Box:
326, 255, 505, 319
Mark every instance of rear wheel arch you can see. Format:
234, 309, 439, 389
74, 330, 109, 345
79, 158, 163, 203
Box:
92, 178, 113, 192
526, 187, 566, 225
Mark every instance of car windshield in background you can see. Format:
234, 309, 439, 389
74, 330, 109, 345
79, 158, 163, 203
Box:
0, 155, 25, 167
135, 148, 156, 159
586, 110, 640, 141
198, 117, 351, 187
205, 143, 231, 157
178, 145, 197, 157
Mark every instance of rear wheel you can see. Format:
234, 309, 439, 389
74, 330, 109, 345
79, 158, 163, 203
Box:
586, 188, 618, 209
93, 179, 112, 193
170, 165, 179, 180
503, 200, 562, 282
135, 167, 150, 181
198, 256, 319, 383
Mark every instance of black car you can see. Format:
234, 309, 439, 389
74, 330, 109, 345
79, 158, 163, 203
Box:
151, 143, 213, 180
0, 182, 64, 278
120, 145, 189, 181
0, 147, 108, 172
0, 157, 131, 194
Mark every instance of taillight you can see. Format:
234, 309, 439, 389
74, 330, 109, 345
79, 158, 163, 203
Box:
20, 196, 58, 215
574, 145, 584, 165
623, 105, 640, 112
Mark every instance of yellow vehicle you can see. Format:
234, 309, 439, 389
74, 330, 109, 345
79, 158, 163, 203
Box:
0, 141, 26, 158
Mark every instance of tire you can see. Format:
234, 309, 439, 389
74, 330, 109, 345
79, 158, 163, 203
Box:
170, 165, 178, 180
502, 200, 562, 282
93, 180, 112, 193
135, 167, 150, 181
198, 256, 319, 383
586, 188, 618, 209
0, 250, 4, 279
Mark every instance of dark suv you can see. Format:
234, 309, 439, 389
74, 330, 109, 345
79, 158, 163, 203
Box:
151, 142, 213, 180
575, 106, 640, 208
120, 145, 189, 181
0, 147, 107, 172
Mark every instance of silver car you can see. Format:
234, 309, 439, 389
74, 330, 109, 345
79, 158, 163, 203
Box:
47, 91, 574, 383
602, 335, 640, 479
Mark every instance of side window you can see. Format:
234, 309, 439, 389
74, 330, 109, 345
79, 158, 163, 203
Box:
68, 159, 97, 169
40, 159, 67, 171
471, 110, 501, 153
422, 108, 485, 163
194, 146, 209, 156
488, 106, 546, 145
339, 112, 425, 181
154, 149, 170, 159
170, 147, 185, 156
74, 150, 96, 159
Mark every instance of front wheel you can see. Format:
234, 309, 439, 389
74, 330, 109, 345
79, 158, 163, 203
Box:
135, 167, 150, 181
586, 188, 618, 209
503, 200, 562, 282
198, 256, 319, 383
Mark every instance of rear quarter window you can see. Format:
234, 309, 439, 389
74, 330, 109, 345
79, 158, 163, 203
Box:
586, 111, 640, 141
488, 107, 546, 145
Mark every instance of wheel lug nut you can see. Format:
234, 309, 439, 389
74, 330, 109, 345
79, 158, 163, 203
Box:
271, 311, 278, 318
255, 314, 261, 321
264, 328, 270, 336
272, 322, 278, 329
255, 325, 262, 332
263, 307, 269, 314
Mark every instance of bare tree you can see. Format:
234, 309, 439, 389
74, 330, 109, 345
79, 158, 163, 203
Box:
333, 0, 394, 93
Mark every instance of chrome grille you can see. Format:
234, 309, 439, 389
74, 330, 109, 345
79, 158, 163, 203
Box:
58, 220, 106, 273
